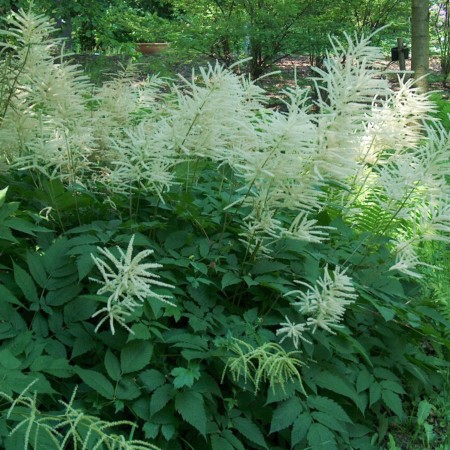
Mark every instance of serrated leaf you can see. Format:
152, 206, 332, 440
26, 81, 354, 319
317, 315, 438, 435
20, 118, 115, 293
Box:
150, 384, 173, 416
104, 350, 121, 381
175, 391, 207, 436
222, 430, 246, 450
233, 417, 268, 449
74, 367, 114, 399
30, 356, 73, 378
307, 395, 352, 423
0, 225, 18, 243
417, 400, 433, 425
161, 424, 176, 441
291, 412, 312, 448
13, 263, 39, 303
315, 371, 358, 404
265, 379, 297, 404
0, 284, 24, 307
356, 369, 373, 393
380, 380, 405, 395
381, 390, 404, 418
5, 218, 47, 235
72, 335, 95, 358
76, 253, 95, 281
251, 260, 287, 275
199, 239, 210, 258
139, 369, 166, 392
311, 412, 347, 433
221, 272, 241, 289
369, 382, 381, 406
307, 423, 338, 449
171, 365, 201, 388
270, 397, 302, 433
143, 423, 159, 439
116, 378, 141, 400
373, 367, 400, 382
0, 349, 21, 369
120, 340, 153, 373
211, 434, 234, 450
46, 284, 83, 306
26, 252, 48, 288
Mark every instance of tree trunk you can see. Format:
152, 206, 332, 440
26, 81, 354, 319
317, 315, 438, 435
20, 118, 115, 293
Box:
411, 0, 430, 91
54, 0, 73, 49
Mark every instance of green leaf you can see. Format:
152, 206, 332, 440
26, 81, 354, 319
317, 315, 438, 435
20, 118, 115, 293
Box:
369, 382, 381, 406
221, 272, 241, 289
377, 306, 396, 321
0, 284, 24, 307
4, 218, 46, 236
150, 384, 174, 416
161, 424, 176, 441
139, 369, 166, 392
143, 423, 159, 439
13, 263, 39, 303
165, 231, 188, 250
251, 260, 287, 275
417, 400, 433, 425
233, 417, 268, 449
307, 423, 338, 450
315, 371, 359, 406
291, 412, 312, 448
373, 367, 401, 383
74, 367, 114, 399
311, 412, 347, 433
0, 225, 18, 243
0, 187, 8, 207
199, 239, 210, 258
307, 395, 352, 423
0, 349, 21, 369
270, 397, 302, 433
381, 390, 404, 418
175, 391, 207, 436
356, 369, 373, 393
120, 340, 153, 374
45, 284, 83, 306
222, 430, 246, 450
30, 356, 73, 378
72, 335, 95, 359
26, 251, 48, 288
76, 253, 95, 281
211, 435, 234, 450
171, 365, 201, 389
380, 380, 405, 395
105, 350, 121, 381
116, 378, 141, 400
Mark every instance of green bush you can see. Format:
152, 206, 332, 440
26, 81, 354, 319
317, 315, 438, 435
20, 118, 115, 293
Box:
0, 8, 449, 450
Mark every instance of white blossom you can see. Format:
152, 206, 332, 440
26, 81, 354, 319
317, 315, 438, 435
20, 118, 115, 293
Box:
90, 235, 175, 334
276, 316, 311, 349
286, 265, 357, 334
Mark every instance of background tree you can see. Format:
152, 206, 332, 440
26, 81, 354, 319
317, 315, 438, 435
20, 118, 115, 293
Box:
430, 0, 450, 85
411, 0, 430, 91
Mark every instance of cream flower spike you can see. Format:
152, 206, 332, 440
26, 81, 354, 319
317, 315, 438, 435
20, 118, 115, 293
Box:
90, 235, 175, 334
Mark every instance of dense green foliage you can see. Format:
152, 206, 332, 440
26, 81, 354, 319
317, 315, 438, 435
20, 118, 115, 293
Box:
0, 9, 449, 450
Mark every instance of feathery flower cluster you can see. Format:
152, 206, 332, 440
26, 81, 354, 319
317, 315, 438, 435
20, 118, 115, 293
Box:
0, 9, 92, 182
90, 235, 175, 334
278, 266, 357, 348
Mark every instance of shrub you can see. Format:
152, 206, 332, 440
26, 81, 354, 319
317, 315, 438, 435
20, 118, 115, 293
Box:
0, 8, 449, 450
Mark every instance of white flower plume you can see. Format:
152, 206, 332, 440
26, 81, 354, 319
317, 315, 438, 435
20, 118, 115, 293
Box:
90, 235, 175, 334
286, 265, 357, 334
276, 316, 311, 349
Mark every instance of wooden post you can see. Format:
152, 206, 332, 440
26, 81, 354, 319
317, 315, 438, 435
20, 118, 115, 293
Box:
397, 37, 406, 71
